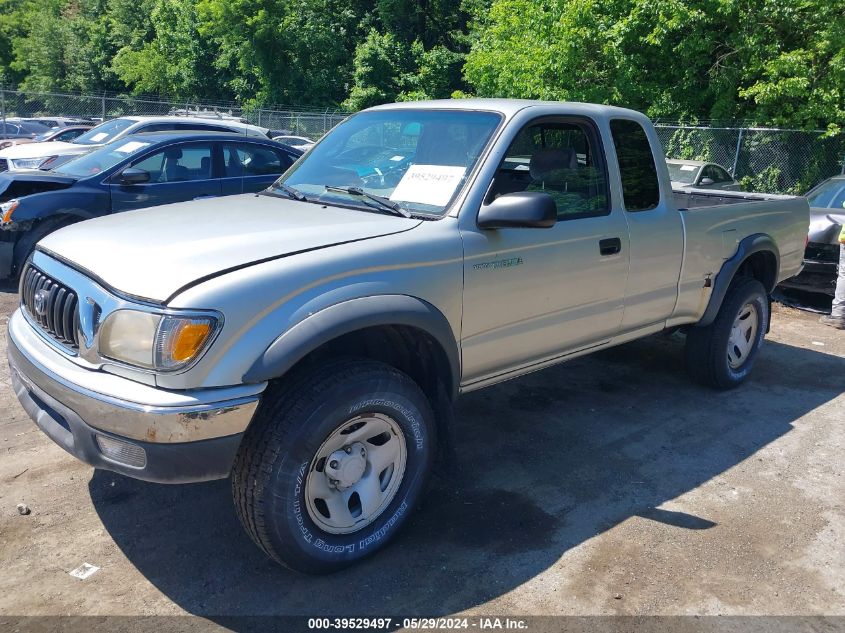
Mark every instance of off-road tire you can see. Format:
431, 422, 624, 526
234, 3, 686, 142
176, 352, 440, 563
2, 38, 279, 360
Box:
685, 276, 769, 389
232, 358, 436, 574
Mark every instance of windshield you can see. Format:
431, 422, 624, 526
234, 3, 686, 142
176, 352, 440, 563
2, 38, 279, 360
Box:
807, 179, 845, 209
73, 118, 135, 146
55, 138, 153, 177
273, 109, 502, 216
666, 161, 700, 184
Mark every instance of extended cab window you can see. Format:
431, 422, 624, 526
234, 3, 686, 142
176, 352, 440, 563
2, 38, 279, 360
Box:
610, 119, 660, 211
490, 118, 609, 220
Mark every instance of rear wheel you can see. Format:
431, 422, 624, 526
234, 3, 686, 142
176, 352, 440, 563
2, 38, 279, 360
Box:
232, 358, 436, 574
685, 277, 769, 389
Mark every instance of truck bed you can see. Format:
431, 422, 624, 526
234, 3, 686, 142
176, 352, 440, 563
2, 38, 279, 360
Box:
669, 187, 809, 325
673, 187, 799, 210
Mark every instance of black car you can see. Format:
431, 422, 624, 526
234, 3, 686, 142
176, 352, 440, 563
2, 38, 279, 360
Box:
0, 120, 51, 141
0, 131, 302, 279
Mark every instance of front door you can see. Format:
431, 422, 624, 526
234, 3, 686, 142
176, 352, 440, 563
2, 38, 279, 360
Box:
110, 142, 221, 212
460, 116, 630, 386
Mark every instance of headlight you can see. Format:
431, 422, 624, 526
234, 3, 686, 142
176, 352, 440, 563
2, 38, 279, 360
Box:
10, 157, 50, 170
1, 199, 19, 224
98, 310, 218, 371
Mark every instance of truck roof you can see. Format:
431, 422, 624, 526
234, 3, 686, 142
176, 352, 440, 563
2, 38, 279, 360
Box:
366, 98, 648, 120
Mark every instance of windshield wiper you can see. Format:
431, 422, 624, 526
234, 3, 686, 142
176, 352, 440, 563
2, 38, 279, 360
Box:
271, 183, 307, 201
324, 185, 411, 218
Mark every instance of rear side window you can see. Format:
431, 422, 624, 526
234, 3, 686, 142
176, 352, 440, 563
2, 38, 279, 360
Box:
223, 143, 292, 177
610, 119, 660, 211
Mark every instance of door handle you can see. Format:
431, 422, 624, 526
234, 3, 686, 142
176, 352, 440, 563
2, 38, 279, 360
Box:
599, 237, 622, 256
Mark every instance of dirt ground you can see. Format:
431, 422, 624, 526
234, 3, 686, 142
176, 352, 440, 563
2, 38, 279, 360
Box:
0, 285, 843, 622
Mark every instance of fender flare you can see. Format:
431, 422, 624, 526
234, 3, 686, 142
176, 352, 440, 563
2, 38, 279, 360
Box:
243, 295, 461, 398
697, 233, 779, 327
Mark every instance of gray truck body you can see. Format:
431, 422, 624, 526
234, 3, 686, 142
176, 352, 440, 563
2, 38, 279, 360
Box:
7, 99, 808, 484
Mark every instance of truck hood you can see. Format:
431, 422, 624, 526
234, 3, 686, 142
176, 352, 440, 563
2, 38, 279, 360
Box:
38, 194, 422, 302
0, 141, 81, 159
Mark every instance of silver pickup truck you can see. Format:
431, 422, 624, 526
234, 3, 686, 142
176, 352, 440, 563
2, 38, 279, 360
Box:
7, 100, 808, 573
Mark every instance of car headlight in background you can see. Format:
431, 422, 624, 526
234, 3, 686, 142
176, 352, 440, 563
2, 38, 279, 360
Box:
1, 199, 19, 224
98, 310, 219, 371
10, 156, 51, 170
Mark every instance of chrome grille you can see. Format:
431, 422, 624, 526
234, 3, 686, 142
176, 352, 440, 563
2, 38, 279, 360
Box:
21, 265, 80, 350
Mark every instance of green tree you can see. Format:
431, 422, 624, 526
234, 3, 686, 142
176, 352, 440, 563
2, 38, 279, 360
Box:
0, 0, 34, 85
12, 0, 121, 93
464, 0, 845, 129
344, 29, 414, 109
112, 0, 223, 99
197, 0, 366, 106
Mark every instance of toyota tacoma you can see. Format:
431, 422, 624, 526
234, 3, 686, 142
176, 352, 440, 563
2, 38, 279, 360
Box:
7, 100, 808, 573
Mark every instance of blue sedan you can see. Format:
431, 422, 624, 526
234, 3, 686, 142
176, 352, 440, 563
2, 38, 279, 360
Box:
0, 132, 302, 279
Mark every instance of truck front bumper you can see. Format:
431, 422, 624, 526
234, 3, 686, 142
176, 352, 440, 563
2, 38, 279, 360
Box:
7, 309, 264, 483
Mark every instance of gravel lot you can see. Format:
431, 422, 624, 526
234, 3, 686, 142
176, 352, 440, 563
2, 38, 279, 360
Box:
0, 285, 843, 621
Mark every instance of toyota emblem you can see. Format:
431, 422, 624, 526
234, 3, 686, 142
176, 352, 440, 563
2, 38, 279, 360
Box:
33, 289, 49, 316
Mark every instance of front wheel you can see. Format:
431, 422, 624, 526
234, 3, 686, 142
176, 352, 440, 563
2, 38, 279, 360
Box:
232, 358, 436, 573
685, 277, 769, 389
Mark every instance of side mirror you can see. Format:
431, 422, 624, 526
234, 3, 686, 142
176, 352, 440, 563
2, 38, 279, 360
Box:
699, 177, 714, 186
116, 167, 150, 185
477, 191, 557, 229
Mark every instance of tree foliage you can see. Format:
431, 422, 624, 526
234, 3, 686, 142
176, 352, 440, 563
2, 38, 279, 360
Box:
464, 0, 844, 130
0, 0, 840, 130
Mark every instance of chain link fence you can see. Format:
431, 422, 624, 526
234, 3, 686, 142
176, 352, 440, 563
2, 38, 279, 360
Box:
0, 86, 348, 140
655, 124, 845, 194
2, 87, 844, 194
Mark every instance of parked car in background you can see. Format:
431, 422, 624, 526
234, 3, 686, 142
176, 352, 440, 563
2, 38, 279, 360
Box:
0, 125, 92, 151
779, 175, 845, 297
0, 132, 301, 278
667, 159, 741, 191
272, 135, 316, 151
0, 115, 271, 172
0, 120, 51, 142
21, 117, 91, 128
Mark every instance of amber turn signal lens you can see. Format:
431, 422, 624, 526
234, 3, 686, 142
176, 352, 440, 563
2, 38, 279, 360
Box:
1, 199, 19, 224
170, 321, 213, 362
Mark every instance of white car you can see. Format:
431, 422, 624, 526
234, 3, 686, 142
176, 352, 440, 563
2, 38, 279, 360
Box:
667, 159, 742, 191
0, 116, 270, 172
272, 135, 315, 151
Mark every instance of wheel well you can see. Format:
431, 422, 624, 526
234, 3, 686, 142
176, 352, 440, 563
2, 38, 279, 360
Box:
737, 250, 778, 293
13, 214, 81, 274
280, 325, 455, 407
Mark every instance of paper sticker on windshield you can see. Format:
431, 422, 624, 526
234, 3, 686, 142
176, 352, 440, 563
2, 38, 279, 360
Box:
113, 141, 150, 154
90, 132, 109, 142
680, 165, 697, 171
390, 165, 466, 207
